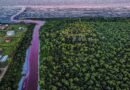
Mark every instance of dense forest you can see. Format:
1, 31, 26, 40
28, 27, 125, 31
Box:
40, 18, 130, 90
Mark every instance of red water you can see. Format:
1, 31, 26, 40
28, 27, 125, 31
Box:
11, 7, 44, 90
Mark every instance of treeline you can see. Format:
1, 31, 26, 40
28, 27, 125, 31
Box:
42, 17, 130, 22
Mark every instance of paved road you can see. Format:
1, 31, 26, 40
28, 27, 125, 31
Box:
11, 7, 44, 90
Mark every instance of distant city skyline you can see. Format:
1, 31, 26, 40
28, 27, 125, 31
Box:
0, 0, 130, 6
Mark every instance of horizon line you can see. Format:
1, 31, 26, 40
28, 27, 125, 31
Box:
1, 3, 130, 8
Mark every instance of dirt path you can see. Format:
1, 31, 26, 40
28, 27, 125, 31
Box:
0, 65, 9, 82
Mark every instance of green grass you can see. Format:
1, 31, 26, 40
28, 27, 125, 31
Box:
0, 24, 28, 56
0, 24, 34, 89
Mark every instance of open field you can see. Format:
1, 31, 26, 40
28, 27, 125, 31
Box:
0, 24, 28, 56
0, 24, 34, 89
40, 18, 130, 89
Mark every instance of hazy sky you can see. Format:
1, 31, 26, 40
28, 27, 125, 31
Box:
0, 0, 130, 6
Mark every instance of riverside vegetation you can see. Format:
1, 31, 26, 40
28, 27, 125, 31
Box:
0, 24, 34, 90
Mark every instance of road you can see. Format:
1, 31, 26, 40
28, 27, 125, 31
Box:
11, 7, 44, 90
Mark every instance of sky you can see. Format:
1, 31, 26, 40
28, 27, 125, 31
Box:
0, 0, 130, 6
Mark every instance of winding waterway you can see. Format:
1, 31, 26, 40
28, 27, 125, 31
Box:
11, 7, 44, 90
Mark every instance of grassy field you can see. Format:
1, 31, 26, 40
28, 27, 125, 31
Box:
0, 24, 28, 56
40, 18, 130, 90
0, 24, 34, 89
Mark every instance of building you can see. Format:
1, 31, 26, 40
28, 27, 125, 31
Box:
0, 24, 8, 30
5, 37, 12, 43
19, 27, 27, 31
6, 30, 15, 36
0, 55, 8, 63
